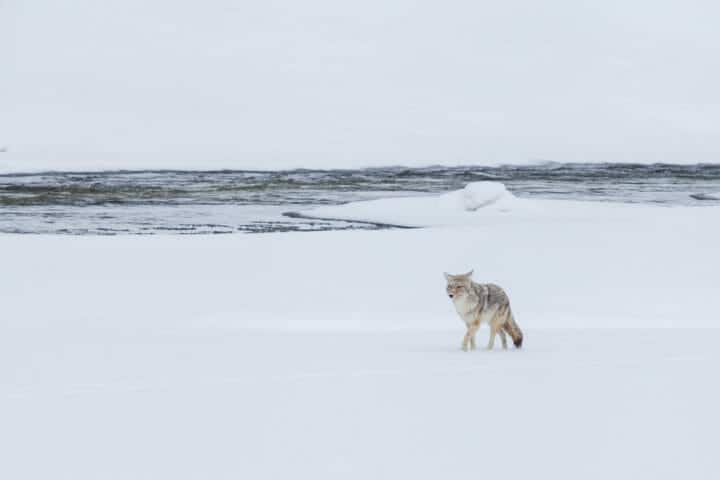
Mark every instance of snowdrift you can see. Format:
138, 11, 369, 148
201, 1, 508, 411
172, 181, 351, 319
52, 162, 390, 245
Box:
298, 181, 646, 227
298, 182, 520, 227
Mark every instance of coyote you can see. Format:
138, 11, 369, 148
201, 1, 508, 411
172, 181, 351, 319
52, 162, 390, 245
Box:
444, 270, 523, 351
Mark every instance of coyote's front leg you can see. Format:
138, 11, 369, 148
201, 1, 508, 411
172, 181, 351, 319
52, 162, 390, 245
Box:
468, 322, 480, 350
461, 326, 474, 351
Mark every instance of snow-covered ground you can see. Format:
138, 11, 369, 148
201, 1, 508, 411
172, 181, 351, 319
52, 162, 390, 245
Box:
2, 184, 719, 478
301, 180, 720, 237
4, 328, 718, 479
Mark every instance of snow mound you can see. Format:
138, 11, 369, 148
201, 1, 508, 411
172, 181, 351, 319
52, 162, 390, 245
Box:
460, 182, 514, 211
297, 181, 657, 228
298, 182, 523, 227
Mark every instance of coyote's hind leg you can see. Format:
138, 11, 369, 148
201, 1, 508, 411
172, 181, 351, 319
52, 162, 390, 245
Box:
486, 325, 498, 350
498, 328, 508, 349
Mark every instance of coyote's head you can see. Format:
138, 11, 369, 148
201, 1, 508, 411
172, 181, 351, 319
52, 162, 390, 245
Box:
444, 270, 473, 299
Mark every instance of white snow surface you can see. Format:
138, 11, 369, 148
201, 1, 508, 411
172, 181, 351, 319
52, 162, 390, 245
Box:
3, 196, 720, 478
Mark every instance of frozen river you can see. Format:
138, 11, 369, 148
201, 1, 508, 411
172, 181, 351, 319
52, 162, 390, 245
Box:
1, 162, 719, 234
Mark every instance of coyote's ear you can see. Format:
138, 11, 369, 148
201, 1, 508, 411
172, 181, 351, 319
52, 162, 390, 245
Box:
464, 270, 474, 278
443, 272, 451, 281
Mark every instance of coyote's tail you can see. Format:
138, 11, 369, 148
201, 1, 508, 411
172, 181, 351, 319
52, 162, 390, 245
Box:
503, 308, 523, 348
